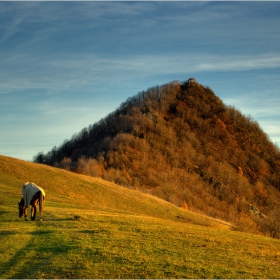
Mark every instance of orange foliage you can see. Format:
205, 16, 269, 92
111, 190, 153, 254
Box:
35, 80, 280, 237
216, 118, 226, 131
181, 201, 189, 210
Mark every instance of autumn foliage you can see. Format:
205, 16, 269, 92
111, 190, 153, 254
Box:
34, 80, 280, 237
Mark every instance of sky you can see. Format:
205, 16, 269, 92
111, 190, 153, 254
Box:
1, 1, 280, 161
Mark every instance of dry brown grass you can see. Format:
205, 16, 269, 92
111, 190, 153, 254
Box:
0, 155, 228, 228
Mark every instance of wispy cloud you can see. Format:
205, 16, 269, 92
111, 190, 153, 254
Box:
193, 54, 280, 72
1, 51, 280, 95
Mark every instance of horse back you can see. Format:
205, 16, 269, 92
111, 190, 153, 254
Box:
22, 182, 45, 206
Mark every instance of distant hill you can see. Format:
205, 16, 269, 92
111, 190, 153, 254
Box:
34, 79, 280, 238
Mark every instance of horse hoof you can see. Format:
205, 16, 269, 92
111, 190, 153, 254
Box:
39, 219, 42, 222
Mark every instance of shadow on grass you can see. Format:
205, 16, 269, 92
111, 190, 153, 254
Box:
0, 228, 73, 279
29, 230, 53, 235
0, 230, 19, 235
79, 229, 107, 234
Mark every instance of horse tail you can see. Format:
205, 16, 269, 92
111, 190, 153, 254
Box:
39, 191, 44, 221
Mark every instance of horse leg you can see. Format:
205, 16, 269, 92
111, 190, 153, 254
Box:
24, 208, 28, 221
39, 191, 44, 222
31, 204, 36, 221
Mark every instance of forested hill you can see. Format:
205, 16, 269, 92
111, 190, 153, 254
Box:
34, 79, 280, 237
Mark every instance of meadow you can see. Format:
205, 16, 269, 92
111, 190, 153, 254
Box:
0, 155, 280, 278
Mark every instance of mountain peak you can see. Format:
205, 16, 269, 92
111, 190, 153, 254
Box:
34, 79, 280, 238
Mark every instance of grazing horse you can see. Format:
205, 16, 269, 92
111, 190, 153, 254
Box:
18, 182, 45, 221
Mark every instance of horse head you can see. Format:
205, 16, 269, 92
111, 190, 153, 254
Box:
18, 198, 27, 219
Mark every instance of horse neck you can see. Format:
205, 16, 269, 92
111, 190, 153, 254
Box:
19, 197, 24, 206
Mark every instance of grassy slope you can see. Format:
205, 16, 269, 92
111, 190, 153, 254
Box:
0, 155, 280, 279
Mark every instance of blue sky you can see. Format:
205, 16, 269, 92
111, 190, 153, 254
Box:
1, 1, 280, 161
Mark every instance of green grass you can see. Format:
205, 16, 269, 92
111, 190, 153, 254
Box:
1, 155, 280, 278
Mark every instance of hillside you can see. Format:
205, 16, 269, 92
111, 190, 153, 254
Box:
1, 155, 280, 278
34, 79, 280, 238
0, 155, 214, 225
